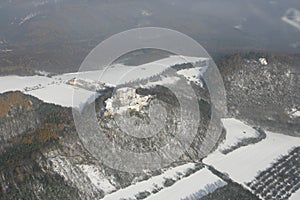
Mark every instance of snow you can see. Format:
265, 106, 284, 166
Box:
0, 75, 96, 109
204, 118, 300, 185
55, 56, 207, 85
151, 55, 205, 67
103, 163, 197, 200
78, 164, 116, 194
117, 87, 133, 93
34, 70, 52, 77
290, 108, 300, 118
47, 155, 70, 182
290, 188, 300, 200
0, 75, 53, 93
19, 12, 40, 25
27, 83, 97, 109
103, 163, 225, 200
145, 168, 226, 200
177, 67, 204, 86
102, 163, 195, 199
218, 118, 260, 153
292, 111, 300, 117
0, 55, 207, 108
45, 154, 111, 196
282, 8, 300, 31
146, 76, 180, 87
0, 49, 13, 53
176, 58, 208, 86
58, 55, 208, 86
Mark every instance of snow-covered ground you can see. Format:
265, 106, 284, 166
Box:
145, 76, 180, 87
289, 108, 300, 118
0, 55, 207, 109
102, 163, 196, 200
204, 118, 300, 185
77, 164, 116, 194
293, 111, 300, 117
145, 168, 226, 200
218, 118, 260, 153
290, 188, 300, 200
177, 67, 204, 86
43, 153, 116, 197
0, 75, 96, 108
46, 155, 98, 195
59, 55, 207, 85
28, 83, 98, 110
102, 163, 226, 200
0, 75, 53, 93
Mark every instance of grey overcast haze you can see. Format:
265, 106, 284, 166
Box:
0, 0, 300, 72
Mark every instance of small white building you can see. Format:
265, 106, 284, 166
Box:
259, 58, 268, 66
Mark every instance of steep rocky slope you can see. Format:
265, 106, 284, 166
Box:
0, 75, 224, 199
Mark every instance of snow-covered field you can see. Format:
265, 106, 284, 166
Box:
0, 55, 207, 109
218, 118, 260, 153
102, 163, 197, 200
61, 55, 207, 85
290, 188, 300, 200
0, 75, 95, 108
204, 118, 300, 185
177, 67, 204, 86
0, 75, 53, 93
145, 76, 180, 87
103, 163, 226, 200
145, 168, 226, 200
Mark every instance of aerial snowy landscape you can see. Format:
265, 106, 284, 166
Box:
0, 53, 299, 199
0, 0, 299, 199
0, 55, 206, 109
